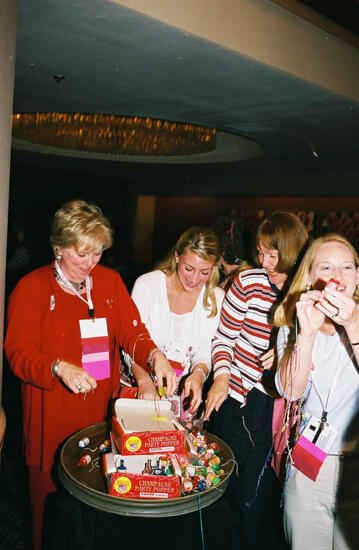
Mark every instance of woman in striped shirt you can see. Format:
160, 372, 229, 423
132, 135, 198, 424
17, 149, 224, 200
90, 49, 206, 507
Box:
205, 211, 308, 550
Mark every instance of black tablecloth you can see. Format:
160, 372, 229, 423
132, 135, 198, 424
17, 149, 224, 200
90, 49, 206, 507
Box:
44, 488, 232, 550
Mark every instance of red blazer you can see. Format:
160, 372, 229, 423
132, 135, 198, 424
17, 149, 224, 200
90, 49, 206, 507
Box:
5, 263, 155, 471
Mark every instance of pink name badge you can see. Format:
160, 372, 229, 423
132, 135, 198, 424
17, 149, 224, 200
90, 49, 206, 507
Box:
291, 435, 327, 481
79, 318, 110, 380
168, 359, 185, 379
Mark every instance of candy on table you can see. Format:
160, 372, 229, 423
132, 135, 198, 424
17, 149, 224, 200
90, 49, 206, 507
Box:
184, 464, 195, 478
78, 436, 90, 448
182, 479, 193, 494
198, 479, 208, 491
77, 454, 92, 467
209, 455, 221, 467
99, 442, 110, 454
204, 449, 215, 461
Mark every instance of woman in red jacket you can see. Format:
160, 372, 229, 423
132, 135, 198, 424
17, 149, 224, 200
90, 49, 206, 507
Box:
5, 199, 175, 550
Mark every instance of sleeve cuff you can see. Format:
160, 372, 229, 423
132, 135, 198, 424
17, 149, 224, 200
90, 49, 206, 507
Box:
214, 366, 231, 378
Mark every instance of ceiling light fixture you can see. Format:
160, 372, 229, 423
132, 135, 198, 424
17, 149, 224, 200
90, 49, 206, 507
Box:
12, 113, 216, 156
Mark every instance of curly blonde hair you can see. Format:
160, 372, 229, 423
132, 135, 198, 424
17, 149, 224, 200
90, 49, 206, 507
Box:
157, 226, 220, 318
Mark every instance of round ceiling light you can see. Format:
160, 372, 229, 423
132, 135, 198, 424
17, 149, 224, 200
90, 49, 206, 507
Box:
12, 112, 216, 156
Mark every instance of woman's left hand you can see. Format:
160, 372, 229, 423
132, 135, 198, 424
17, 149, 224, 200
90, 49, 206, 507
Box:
258, 347, 277, 370
318, 286, 359, 328
203, 373, 230, 420
183, 369, 206, 413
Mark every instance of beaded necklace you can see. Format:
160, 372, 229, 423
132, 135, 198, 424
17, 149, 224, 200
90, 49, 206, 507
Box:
52, 265, 86, 292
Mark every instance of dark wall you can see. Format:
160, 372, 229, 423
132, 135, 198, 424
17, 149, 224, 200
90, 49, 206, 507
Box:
8, 161, 131, 269
9, 149, 359, 273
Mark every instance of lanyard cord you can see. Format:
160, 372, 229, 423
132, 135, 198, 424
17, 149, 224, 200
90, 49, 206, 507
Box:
310, 331, 344, 421
167, 274, 198, 368
54, 261, 95, 318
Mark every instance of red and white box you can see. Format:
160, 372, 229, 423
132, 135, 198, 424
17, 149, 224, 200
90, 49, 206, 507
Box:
111, 399, 186, 455
108, 472, 181, 499
103, 452, 182, 499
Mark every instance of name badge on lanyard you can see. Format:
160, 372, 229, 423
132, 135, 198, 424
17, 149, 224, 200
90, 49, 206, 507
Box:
292, 355, 341, 481
80, 318, 110, 380
163, 340, 190, 378
54, 260, 111, 380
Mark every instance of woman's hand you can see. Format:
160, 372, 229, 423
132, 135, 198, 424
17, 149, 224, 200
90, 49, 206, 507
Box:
132, 362, 159, 400
183, 367, 207, 413
152, 352, 177, 397
320, 285, 359, 329
56, 360, 97, 394
296, 290, 325, 336
203, 372, 230, 420
258, 347, 277, 370
137, 378, 159, 400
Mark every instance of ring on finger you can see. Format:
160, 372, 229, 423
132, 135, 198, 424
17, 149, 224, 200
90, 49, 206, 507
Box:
333, 309, 339, 318
77, 384, 83, 391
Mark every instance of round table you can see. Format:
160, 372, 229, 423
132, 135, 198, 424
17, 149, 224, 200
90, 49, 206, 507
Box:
59, 421, 235, 518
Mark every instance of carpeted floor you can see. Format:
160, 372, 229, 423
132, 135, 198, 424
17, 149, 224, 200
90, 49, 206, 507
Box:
0, 365, 31, 550
0, 444, 31, 549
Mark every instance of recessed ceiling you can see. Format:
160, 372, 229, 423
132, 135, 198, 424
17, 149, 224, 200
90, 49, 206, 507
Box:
12, 0, 359, 167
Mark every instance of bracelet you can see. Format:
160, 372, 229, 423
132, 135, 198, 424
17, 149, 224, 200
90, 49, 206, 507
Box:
192, 366, 209, 382
148, 348, 162, 369
350, 341, 359, 346
51, 358, 61, 377
213, 367, 230, 378
131, 333, 153, 362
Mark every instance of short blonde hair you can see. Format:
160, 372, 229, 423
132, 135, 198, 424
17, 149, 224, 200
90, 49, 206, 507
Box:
255, 211, 308, 274
274, 233, 359, 327
50, 199, 113, 256
157, 226, 220, 318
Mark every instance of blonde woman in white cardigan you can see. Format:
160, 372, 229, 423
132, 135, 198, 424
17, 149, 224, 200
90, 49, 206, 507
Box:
130, 226, 224, 417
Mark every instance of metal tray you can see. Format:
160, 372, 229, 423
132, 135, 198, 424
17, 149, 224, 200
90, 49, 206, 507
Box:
59, 421, 234, 518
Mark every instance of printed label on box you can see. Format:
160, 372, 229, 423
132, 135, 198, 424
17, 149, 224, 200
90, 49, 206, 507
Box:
111, 398, 185, 456
109, 472, 181, 499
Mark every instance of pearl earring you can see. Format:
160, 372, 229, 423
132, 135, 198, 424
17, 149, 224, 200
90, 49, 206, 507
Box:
56, 254, 62, 260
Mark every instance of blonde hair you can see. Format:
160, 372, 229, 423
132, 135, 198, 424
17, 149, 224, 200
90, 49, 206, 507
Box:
274, 233, 359, 327
254, 211, 308, 275
157, 226, 220, 318
50, 199, 113, 256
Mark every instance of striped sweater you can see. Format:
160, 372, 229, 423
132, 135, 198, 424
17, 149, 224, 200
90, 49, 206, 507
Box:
212, 268, 279, 404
